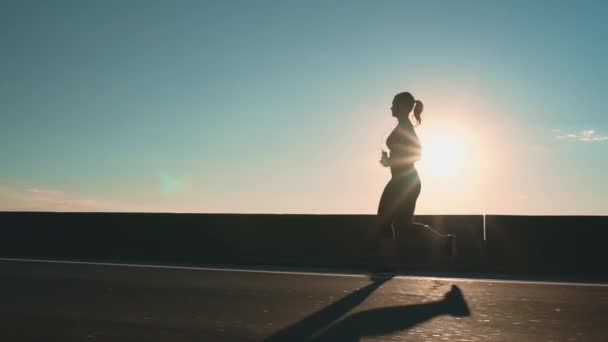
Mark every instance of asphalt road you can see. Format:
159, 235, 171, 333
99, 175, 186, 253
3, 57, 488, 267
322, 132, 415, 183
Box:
1, 259, 607, 341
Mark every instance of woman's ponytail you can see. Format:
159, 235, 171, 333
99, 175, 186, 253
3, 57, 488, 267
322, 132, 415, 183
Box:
412, 100, 424, 126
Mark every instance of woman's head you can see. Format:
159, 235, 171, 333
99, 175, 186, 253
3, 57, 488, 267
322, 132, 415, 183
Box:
391, 92, 423, 125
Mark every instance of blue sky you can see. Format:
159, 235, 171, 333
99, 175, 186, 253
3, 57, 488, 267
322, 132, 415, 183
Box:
1, 0, 607, 214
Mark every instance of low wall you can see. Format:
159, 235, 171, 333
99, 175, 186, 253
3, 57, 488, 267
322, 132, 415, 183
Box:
3, 212, 607, 277
0, 212, 483, 271
485, 215, 608, 276
395, 215, 484, 270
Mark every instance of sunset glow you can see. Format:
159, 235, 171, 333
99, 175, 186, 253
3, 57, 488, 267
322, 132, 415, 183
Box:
416, 123, 479, 183
1, 2, 607, 215
419, 136, 465, 177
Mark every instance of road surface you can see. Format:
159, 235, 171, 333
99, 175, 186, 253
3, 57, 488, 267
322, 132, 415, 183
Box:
1, 258, 606, 341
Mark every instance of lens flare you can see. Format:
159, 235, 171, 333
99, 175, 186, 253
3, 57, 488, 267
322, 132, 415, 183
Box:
418, 136, 465, 176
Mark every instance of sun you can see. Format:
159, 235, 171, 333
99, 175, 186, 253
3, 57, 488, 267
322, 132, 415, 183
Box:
414, 124, 478, 182
418, 136, 465, 176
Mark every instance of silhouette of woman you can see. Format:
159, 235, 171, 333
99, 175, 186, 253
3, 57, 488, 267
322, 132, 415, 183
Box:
372, 92, 426, 271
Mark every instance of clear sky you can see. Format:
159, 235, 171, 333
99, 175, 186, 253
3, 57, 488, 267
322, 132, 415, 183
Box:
1, 1, 607, 215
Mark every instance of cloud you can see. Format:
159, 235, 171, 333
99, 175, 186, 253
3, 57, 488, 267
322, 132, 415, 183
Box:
0, 187, 111, 212
556, 129, 608, 142
582, 129, 596, 137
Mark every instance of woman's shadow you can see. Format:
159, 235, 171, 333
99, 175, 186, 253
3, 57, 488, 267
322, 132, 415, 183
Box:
264, 275, 470, 341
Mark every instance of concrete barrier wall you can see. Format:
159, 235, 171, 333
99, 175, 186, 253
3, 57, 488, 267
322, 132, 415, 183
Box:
401, 215, 485, 270
485, 215, 608, 276
0, 212, 483, 271
6, 212, 606, 277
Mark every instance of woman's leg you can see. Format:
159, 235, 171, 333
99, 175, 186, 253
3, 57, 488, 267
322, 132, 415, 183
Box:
395, 178, 455, 260
395, 179, 449, 241
393, 178, 421, 234
375, 179, 397, 239
373, 179, 399, 270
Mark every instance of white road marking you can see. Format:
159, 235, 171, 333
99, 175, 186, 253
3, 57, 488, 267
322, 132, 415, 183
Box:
1, 257, 606, 287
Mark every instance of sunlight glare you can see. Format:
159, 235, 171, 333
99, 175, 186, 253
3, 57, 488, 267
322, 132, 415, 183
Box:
418, 134, 466, 177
